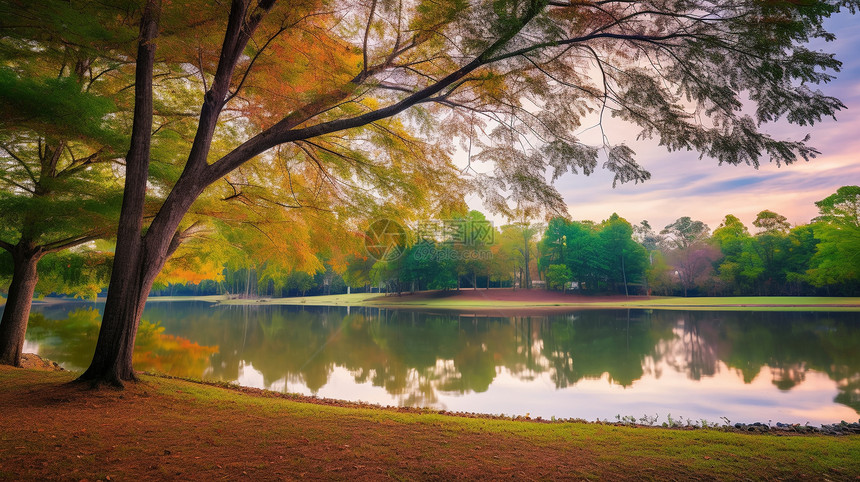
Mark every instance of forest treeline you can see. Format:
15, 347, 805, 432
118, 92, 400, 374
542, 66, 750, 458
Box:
147, 185, 859, 298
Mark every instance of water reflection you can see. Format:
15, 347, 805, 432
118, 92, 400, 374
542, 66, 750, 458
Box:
25, 307, 218, 375
22, 301, 860, 424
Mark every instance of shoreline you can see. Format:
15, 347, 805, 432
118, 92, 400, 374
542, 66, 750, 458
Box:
144, 291, 860, 311
14, 291, 860, 311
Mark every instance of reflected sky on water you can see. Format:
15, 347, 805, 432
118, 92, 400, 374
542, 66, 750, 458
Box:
21, 300, 860, 425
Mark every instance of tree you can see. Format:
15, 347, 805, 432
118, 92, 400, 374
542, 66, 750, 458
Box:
564, 221, 604, 290
667, 242, 722, 296
633, 220, 662, 253
751, 210, 791, 294
661, 217, 710, 250
545, 264, 572, 291
809, 186, 860, 291
539, 217, 571, 271
753, 210, 791, 234
645, 250, 675, 296
661, 217, 718, 296
496, 224, 530, 289
782, 224, 819, 295
814, 185, 860, 226
0, 7, 132, 366
712, 214, 757, 294
597, 213, 647, 296
512, 219, 541, 290
450, 210, 492, 289
5, 0, 845, 384
489, 225, 521, 288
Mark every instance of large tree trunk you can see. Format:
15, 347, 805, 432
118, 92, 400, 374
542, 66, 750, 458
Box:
0, 247, 42, 367
78, 0, 260, 385
77, 0, 161, 386
78, 239, 170, 384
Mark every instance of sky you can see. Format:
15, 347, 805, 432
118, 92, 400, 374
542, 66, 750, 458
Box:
466, 14, 860, 233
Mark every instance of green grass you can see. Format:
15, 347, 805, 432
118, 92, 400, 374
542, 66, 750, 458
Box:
202, 292, 382, 306
208, 293, 860, 311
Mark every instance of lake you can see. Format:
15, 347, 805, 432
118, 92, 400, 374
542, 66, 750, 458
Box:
20, 300, 860, 425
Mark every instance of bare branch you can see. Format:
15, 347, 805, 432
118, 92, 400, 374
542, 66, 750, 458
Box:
0, 175, 35, 193
362, 0, 378, 77
1, 144, 38, 185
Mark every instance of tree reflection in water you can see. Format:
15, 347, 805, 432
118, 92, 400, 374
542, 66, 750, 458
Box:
24, 302, 860, 416
25, 307, 217, 376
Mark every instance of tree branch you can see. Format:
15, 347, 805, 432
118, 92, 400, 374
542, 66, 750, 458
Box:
0, 175, 35, 193
1, 144, 38, 185
362, 0, 378, 77
42, 229, 111, 254
204, 0, 547, 184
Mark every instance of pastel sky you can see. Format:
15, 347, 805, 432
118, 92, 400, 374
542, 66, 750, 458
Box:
467, 14, 860, 233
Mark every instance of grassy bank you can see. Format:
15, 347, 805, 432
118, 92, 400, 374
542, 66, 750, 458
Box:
200, 292, 860, 311
1, 367, 858, 480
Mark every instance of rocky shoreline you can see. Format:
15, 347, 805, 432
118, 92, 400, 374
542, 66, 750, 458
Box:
731, 421, 860, 436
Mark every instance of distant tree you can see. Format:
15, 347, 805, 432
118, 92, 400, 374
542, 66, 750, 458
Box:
713, 215, 751, 247
455, 210, 492, 290
633, 220, 663, 252
488, 225, 520, 288
564, 221, 604, 291
661, 217, 710, 250
539, 217, 572, 271
646, 251, 675, 296
661, 217, 719, 296
712, 215, 758, 295
545, 264, 572, 291
753, 210, 791, 234
598, 213, 648, 296
286, 271, 316, 297
751, 210, 791, 294
343, 255, 375, 291
668, 243, 722, 297
809, 186, 860, 291
782, 224, 819, 295
814, 185, 860, 226
510, 218, 541, 290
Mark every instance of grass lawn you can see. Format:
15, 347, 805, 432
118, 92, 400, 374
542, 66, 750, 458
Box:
1, 366, 858, 480
201, 292, 860, 311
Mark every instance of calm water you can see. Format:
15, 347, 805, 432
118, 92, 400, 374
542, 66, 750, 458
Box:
20, 300, 860, 425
